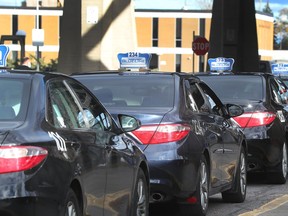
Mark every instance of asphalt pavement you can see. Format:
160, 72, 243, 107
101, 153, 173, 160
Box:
238, 194, 288, 216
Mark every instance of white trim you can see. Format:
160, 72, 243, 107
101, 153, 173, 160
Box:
255, 13, 274, 22
0, 8, 63, 16
261, 50, 288, 61
135, 11, 212, 19
7, 44, 59, 52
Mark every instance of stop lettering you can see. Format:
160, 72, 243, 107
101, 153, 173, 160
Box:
192, 37, 209, 56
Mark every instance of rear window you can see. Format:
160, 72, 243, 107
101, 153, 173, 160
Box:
201, 75, 264, 101
0, 78, 30, 121
76, 74, 174, 108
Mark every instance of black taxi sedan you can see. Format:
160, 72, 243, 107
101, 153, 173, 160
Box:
0, 70, 149, 216
198, 72, 288, 184
73, 69, 247, 216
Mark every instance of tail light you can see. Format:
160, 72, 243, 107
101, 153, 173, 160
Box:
0, 146, 48, 174
233, 111, 276, 128
132, 124, 190, 144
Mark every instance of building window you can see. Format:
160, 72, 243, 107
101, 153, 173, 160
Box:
153, 18, 158, 47
176, 18, 182, 48
176, 54, 181, 72
150, 54, 159, 69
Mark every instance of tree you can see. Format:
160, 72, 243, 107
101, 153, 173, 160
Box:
195, 0, 213, 10
262, 1, 273, 15
274, 8, 288, 50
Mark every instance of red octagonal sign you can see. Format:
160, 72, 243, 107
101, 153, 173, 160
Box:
192, 37, 209, 56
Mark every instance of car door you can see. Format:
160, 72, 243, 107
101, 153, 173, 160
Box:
46, 78, 108, 215
66, 79, 137, 215
185, 80, 224, 188
269, 77, 287, 135
198, 82, 241, 185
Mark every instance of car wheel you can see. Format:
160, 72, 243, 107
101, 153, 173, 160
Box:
222, 147, 247, 203
63, 189, 81, 216
132, 169, 149, 216
267, 142, 288, 184
179, 155, 209, 216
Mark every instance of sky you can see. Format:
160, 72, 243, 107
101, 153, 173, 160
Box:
0, 0, 287, 18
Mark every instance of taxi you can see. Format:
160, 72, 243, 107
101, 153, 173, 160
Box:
0, 46, 149, 216
198, 57, 288, 184
73, 52, 247, 216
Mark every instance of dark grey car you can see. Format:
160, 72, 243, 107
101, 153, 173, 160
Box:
73, 71, 247, 216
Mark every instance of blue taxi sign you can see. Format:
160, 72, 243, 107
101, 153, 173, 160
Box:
117, 52, 151, 69
208, 57, 234, 72
0, 45, 10, 67
271, 63, 288, 76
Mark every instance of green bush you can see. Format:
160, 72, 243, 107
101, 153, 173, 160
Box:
7, 55, 58, 72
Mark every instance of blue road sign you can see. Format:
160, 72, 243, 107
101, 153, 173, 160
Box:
0, 45, 10, 67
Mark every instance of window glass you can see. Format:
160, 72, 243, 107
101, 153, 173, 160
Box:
270, 79, 283, 104
66, 80, 112, 131
76, 75, 174, 109
201, 76, 264, 101
188, 83, 205, 110
198, 82, 224, 116
186, 89, 198, 111
275, 78, 288, 104
0, 78, 29, 121
47, 79, 82, 129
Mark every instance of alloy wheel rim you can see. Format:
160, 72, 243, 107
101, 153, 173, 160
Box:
200, 161, 208, 211
282, 144, 288, 178
136, 179, 147, 216
66, 201, 77, 216
240, 153, 247, 195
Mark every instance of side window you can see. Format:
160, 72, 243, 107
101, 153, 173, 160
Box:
270, 79, 283, 104
275, 78, 288, 105
66, 80, 112, 131
186, 82, 210, 112
47, 80, 82, 129
199, 82, 225, 116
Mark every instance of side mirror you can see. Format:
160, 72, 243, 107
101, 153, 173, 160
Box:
226, 104, 244, 118
118, 114, 141, 132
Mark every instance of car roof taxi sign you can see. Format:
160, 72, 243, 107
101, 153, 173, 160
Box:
0, 45, 10, 67
271, 63, 288, 76
117, 52, 151, 69
208, 57, 234, 72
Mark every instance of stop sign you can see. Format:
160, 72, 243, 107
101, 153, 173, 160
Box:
192, 37, 209, 56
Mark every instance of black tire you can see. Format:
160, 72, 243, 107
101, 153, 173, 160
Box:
179, 155, 209, 216
132, 169, 149, 216
63, 189, 81, 216
267, 142, 288, 184
222, 147, 247, 203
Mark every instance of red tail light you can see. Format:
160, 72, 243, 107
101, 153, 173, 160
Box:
233, 112, 276, 128
132, 124, 190, 144
0, 146, 48, 174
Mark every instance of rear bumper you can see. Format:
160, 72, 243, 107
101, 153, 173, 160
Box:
148, 159, 200, 203
247, 138, 284, 171
244, 124, 285, 172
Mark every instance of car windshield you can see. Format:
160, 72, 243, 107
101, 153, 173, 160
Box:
201, 75, 264, 101
0, 78, 30, 121
77, 75, 174, 108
